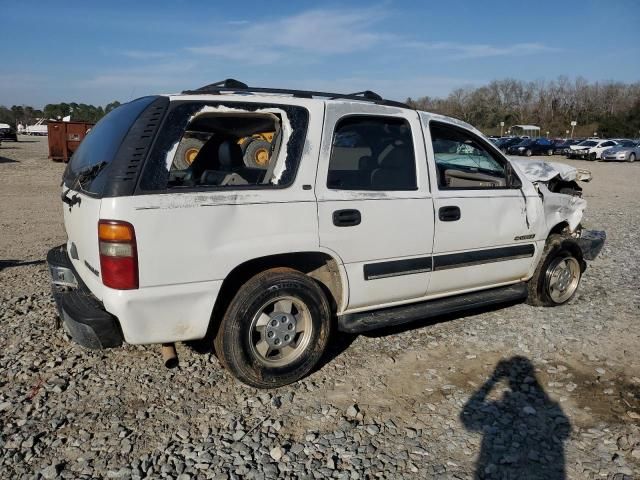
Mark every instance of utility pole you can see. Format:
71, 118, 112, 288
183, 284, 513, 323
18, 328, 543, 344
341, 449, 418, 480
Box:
500, 121, 504, 137
570, 120, 577, 139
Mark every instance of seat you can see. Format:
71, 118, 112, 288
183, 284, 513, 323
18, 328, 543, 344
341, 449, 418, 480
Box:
190, 138, 248, 186
370, 146, 415, 190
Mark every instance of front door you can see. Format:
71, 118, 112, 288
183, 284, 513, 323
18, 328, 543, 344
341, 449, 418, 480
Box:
315, 104, 434, 312
422, 117, 543, 296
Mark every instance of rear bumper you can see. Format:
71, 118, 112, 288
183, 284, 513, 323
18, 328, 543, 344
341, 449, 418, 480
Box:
576, 230, 606, 261
47, 245, 123, 349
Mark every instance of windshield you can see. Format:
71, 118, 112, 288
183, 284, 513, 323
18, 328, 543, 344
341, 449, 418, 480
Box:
578, 140, 597, 147
64, 96, 157, 194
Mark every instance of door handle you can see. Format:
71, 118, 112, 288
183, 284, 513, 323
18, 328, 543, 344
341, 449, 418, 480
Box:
333, 209, 361, 227
439, 206, 461, 222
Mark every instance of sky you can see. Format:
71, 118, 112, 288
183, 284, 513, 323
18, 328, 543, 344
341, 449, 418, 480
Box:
1, 0, 639, 108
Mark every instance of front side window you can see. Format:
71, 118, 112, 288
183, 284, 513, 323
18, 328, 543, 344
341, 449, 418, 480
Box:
430, 122, 509, 189
139, 102, 308, 191
327, 116, 417, 191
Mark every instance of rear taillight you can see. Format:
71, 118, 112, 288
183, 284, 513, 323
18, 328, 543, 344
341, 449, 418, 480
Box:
98, 220, 138, 290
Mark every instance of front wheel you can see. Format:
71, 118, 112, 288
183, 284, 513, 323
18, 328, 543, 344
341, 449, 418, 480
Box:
547, 149, 553, 156
527, 235, 583, 307
629, 153, 636, 163
588, 152, 597, 161
525, 149, 532, 157
214, 268, 332, 388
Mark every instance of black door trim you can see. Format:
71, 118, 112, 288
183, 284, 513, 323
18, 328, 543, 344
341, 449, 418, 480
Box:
363, 256, 432, 280
433, 244, 535, 271
363, 244, 535, 280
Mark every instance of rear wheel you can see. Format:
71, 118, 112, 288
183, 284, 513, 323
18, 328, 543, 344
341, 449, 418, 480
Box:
629, 153, 636, 163
214, 268, 332, 388
527, 235, 583, 307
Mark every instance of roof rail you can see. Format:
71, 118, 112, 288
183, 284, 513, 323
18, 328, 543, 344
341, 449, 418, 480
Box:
182, 79, 411, 109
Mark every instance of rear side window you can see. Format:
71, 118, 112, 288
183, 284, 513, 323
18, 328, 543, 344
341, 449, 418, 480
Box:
139, 102, 309, 191
64, 96, 157, 194
327, 116, 417, 191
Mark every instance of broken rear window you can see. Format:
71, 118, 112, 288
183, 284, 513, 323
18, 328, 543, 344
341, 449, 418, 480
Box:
139, 102, 309, 191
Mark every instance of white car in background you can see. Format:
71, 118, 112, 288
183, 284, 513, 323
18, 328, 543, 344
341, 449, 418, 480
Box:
568, 139, 618, 160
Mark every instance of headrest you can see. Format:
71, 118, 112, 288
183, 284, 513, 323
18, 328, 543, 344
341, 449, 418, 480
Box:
218, 140, 243, 169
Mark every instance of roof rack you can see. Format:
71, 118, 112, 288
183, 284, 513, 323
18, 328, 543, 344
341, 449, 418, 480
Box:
182, 78, 411, 109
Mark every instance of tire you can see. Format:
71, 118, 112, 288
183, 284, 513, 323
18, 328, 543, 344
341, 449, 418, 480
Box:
527, 235, 583, 307
214, 268, 332, 388
547, 149, 553, 156
243, 139, 272, 169
629, 153, 636, 163
501, 148, 508, 154
588, 152, 597, 161
173, 137, 205, 170
525, 149, 532, 157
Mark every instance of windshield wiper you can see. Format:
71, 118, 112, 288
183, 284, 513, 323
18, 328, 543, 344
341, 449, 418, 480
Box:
72, 161, 108, 191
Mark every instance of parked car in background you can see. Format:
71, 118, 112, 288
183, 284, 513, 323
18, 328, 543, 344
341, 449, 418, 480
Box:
552, 139, 580, 155
507, 138, 555, 156
568, 139, 618, 160
495, 136, 523, 153
0, 123, 18, 142
601, 140, 640, 162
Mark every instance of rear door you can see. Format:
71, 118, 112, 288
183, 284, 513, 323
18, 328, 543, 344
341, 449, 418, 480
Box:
61, 96, 159, 298
422, 117, 543, 296
316, 104, 434, 312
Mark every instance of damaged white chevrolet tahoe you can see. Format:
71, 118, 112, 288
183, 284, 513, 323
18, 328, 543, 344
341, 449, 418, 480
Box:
47, 80, 605, 388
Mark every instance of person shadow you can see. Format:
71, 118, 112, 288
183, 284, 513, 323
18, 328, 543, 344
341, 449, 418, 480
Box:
460, 356, 571, 479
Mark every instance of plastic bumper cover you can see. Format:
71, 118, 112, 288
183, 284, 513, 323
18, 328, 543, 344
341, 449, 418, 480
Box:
47, 245, 123, 349
575, 230, 606, 261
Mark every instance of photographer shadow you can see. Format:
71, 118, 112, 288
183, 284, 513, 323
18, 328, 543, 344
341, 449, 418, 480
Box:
460, 356, 571, 479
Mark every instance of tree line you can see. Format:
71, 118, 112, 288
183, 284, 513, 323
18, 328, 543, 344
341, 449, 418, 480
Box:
0, 101, 121, 127
407, 76, 640, 138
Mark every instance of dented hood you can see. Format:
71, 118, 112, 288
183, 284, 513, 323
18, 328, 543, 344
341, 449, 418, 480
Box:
510, 158, 592, 183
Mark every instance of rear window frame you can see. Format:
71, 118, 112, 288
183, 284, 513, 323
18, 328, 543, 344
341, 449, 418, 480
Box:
63, 96, 159, 197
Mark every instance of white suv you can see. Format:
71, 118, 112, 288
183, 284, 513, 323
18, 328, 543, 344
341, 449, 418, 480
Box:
48, 80, 605, 388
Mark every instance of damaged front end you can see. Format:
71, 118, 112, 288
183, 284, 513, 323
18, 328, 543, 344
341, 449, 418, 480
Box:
511, 158, 606, 261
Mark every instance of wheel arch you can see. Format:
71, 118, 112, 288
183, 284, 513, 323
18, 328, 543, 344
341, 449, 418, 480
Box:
208, 251, 346, 339
546, 230, 586, 272
548, 221, 570, 236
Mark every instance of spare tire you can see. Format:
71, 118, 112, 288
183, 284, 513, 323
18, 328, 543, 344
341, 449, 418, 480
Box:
243, 139, 272, 168
173, 137, 205, 170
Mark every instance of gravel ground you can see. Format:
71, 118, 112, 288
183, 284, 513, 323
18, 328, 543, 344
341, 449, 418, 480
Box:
1, 137, 639, 479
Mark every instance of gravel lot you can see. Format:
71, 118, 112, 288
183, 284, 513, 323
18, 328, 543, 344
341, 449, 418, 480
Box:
1, 137, 639, 479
